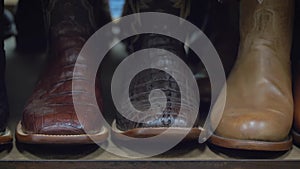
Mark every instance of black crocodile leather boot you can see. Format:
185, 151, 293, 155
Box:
0, 0, 13, 144
112, 0, 202, 140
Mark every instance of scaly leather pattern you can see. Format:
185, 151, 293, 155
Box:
22, 0, 108, 135
116, 0, 200, 131
117, 36, 199, 131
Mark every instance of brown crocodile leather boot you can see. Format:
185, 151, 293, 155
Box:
209, 0, 294, 151
111, 0, 202, 140
0, 0, 13, 144
16, 0, 111, 144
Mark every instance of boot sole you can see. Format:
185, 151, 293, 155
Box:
0, 128, 13, 144
209, 134, 292, 151
111, 120, 202, 141
15, 121, 108, 144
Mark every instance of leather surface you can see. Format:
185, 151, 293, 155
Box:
117, 0, 239, 131
117, 0, 199, 131
0, 0, 9, 133
21, 0, 110, 135
116, 36, 199, 131
212, 0, 294, 141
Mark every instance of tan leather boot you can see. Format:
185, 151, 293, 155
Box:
209, 0, 294, 151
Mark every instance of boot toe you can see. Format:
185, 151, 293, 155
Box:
38, 123, 84, 135
215, 110, 292, 142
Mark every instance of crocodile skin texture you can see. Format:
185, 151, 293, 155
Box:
21, 0, 109, 135
0, 0, 9, 133
116, 0, 199, 131
116, 36, 199, 131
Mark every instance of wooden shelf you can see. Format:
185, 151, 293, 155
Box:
1, 140, 300, 169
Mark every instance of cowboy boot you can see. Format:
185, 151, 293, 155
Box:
16, 0, 111, 144
111, 0, 203, 139
209, 0, 294, 151
0, 0, 12, 144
